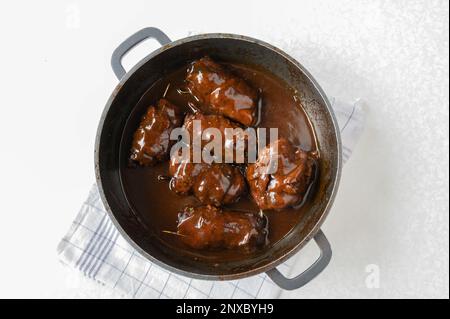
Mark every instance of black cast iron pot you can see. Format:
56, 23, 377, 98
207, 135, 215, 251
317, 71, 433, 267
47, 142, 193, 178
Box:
95, 27, 342, 290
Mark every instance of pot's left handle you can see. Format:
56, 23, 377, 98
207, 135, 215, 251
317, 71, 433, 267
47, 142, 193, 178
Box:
266, 229, 332, 290
111, 27, 172, 80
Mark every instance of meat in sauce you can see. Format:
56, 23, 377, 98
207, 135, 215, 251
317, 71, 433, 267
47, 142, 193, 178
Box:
177, 205, 268, 249
123, 57, 319, 257
130, 98, 183, 166
186, 57, 258, 127
182, 112, 247, 161
169, 155, 246, 206
246, 138, 316, 210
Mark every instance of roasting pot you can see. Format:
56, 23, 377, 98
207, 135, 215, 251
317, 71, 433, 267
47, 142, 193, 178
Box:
95, 27, 342, 290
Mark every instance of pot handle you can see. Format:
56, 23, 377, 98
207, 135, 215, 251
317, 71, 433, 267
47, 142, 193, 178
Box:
266, 229, 332, 290
111, 27, 172, 80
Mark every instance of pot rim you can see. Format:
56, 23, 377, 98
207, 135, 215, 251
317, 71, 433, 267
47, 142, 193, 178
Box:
94, 32, 343, 281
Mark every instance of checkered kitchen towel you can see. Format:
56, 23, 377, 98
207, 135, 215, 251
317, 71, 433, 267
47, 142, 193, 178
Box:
57, 98, 365, 298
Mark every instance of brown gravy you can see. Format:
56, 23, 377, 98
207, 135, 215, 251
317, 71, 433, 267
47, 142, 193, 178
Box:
120, 62, 318, 262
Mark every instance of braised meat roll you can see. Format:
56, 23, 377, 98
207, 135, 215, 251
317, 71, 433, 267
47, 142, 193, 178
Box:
177, 205, 268, 249
169, 155, 246, 206
182, 112, 247, 161
246, 138, 316, 210
130, 98, 183, 166
186, 57, 258, 126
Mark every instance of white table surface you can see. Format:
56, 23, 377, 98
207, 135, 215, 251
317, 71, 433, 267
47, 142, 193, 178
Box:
0, 0, 448, 299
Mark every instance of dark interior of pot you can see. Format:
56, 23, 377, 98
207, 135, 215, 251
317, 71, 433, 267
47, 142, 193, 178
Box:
96, 36, 340, 279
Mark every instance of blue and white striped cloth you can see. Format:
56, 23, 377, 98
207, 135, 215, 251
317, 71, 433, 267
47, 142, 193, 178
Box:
57, 98, 365, 298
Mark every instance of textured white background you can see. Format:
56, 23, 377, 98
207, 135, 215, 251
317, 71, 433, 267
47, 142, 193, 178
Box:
0, 0, 448, 298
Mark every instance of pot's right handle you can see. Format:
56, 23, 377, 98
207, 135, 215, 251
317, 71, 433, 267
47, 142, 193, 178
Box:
111, 27, 171, 80
266, 229, 332, 290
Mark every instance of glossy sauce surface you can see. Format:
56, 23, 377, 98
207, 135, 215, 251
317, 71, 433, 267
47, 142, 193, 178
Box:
120, 61, 318, 261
